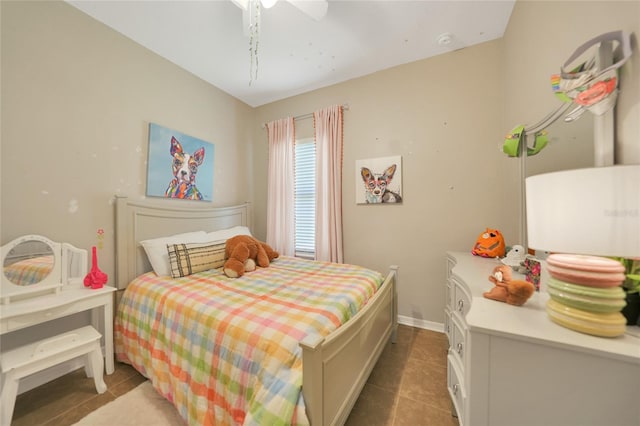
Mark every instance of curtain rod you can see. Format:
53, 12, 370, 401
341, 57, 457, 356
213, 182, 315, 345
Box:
262, 103, 349, 129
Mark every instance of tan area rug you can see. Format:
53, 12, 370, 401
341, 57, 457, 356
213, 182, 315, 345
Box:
73, 381, 184, 426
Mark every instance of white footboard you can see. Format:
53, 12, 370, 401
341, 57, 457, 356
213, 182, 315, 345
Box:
300, 265, 398, 425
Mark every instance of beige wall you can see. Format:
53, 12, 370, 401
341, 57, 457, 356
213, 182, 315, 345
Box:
502, 1, 640, 249
254, 1, 640, 326
2, 1, 638, 330
254, 41, 512, 326
1, 1, 255, 286
503, 1, 640, 166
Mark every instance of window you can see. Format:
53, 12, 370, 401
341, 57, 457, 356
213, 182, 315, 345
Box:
294, 138, 315, 259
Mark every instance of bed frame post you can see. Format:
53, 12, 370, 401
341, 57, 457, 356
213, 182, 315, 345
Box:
300, 334, 325, 425
114, 196, 129, 290
390, 265, 399, 344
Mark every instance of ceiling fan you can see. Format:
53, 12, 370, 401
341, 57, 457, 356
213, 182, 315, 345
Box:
231, 0, 328, 84
231, 0, 328, 33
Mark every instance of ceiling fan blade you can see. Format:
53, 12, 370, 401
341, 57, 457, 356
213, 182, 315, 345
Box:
232, 0, 256, 37
286, 0, 328, 21
231, 0, 249, 10
232, 0, 327, 34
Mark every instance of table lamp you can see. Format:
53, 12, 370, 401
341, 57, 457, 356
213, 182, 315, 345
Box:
526, 164, 640, 337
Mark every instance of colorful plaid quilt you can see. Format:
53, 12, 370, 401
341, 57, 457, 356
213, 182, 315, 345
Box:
3, 255, 54, 286
115, 256, 383, 425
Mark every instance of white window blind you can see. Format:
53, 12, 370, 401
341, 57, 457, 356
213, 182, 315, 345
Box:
295, 138, 315, 258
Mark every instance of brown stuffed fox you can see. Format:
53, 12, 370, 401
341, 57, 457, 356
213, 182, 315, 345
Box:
483, 264, 535, 306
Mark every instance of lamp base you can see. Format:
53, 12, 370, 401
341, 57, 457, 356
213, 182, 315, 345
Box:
546, 299, 626, 337
545, 254, 627, 337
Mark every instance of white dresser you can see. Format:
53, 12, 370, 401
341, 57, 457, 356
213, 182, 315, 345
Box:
445, 251, 640, 426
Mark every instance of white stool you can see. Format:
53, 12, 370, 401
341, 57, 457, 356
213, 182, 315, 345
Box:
0, 326, 107, 426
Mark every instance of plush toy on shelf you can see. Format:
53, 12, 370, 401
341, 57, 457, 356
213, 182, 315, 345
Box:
501, 244, 528, 273
483, 264, 535, 306
471, 228, 506, 258
501, 244, 526, 266
223, 235, 279, 278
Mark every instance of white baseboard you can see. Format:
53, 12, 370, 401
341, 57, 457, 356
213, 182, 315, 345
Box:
398, 315, 444, 334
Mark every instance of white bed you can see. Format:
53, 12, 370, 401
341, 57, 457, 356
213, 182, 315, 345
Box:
114, 196, 398, 425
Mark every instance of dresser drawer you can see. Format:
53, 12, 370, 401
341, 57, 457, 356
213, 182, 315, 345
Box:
447, 354, 466, 425
452, 277, 472, 318
3, 303, 79, 332
446, 256, 456, 280
450, 314, 466, 366
445, 280, 455, 311
444, 308, 452, 344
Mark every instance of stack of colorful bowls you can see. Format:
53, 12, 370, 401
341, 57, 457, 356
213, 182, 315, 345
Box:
545, 253, 627, 337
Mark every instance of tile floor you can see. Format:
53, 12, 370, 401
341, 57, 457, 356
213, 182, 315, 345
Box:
10, 325, 458, 426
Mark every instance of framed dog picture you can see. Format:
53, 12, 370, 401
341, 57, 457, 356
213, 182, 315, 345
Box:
146, 123, 215, 201
355, 155, 403, 204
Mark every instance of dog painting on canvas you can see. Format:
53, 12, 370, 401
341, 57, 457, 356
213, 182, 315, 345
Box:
355, 156, 403, 204
164, 136, 204, 200
146, 123, 215, 201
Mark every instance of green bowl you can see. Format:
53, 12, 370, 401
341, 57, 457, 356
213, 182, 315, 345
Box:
547, 277, 625, 299
548, 286, 626, 313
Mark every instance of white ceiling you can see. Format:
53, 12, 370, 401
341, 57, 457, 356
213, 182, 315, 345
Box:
68, 0, 515, 107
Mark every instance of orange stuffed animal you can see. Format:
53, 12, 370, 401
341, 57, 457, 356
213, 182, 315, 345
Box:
483, 264, 535, 306
471, 228, 506, 258
223, 235, 279, 278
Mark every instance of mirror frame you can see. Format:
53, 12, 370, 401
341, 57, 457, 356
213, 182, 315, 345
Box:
1, 235, 87, 304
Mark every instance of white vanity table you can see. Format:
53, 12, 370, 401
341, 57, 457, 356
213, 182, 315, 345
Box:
0, 284, 116, 373
0, 235, 116, 424
445, 251, 640, 426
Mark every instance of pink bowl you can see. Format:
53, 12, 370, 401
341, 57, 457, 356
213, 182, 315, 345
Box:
547, 264, 625, 288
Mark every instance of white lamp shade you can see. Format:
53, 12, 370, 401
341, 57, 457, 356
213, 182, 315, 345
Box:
526, 165, 640, 258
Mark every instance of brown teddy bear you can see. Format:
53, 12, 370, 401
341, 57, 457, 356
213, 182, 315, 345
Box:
483, 264, 535, 306
223, 235, 279, 278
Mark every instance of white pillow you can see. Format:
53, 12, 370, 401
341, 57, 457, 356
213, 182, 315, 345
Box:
205, 226, 252, 243
140, 231, 209, 277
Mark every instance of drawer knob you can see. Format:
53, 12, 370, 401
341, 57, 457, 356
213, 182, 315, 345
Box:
457, 299, 464, 312
453, 384, 459, 396
457, 342, 463, 356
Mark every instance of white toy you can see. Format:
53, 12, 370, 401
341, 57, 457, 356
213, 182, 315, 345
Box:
501, 245, 527, 270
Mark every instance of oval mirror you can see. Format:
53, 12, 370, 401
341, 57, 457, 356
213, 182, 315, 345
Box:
3, 240, 55, 286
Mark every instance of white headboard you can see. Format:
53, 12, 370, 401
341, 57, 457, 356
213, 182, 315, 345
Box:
114, 196, 251, 290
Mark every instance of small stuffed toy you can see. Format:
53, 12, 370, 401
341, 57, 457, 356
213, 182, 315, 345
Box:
223, 235, 279, 278
501, 244, 527, 272
483, 264, 535, 306
471, 228, 506, 258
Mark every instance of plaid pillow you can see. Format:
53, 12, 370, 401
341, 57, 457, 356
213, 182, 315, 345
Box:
167, 242, 226, 278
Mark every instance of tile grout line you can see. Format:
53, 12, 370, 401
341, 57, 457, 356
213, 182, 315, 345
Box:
41, 369, 132, 426
389, 336, 414, 426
